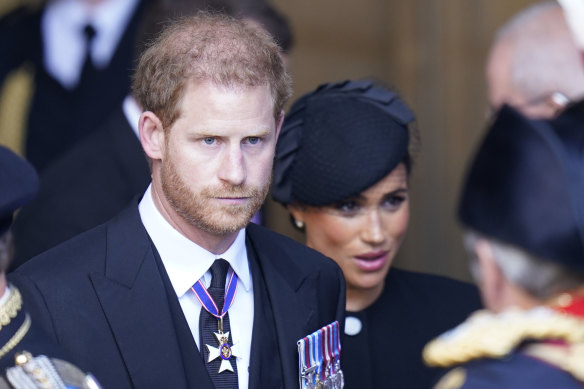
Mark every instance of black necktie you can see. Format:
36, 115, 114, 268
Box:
79, 24, 97, 86
199, 259, 239, 388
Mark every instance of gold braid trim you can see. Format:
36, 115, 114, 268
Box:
523, 342, 584, 382
0, 285, 23, 330
423, 307, 584, 368
0, 314, 31, 359
434, 367, 467, 389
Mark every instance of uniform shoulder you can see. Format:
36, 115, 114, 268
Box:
435, 352, 584, 389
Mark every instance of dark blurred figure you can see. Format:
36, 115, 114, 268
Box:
236, 1, 294, 70
0, 145, 102, 388
10, 0, 293, 269
487, 1, 584, 118
424, 103, 584, 388
0, 0, 150, 171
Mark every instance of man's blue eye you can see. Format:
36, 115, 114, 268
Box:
248, 137, 260, 144
204, 137, 215, 145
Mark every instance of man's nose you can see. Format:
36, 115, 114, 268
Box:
218, 146, 246, 186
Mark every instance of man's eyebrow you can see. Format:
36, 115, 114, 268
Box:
248, 128, 272, 137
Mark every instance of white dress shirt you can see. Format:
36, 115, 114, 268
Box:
42, 0, 140, 89
139, 185, 254, 389
122, 95, 141, 138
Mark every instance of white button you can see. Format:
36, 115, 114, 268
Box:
344, 316, 362, 336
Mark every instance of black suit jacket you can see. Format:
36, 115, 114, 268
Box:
11, 108, 150, 269
10, 204, 345, 388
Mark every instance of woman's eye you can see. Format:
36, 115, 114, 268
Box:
331, 201, 360, 216
383, 194, 406, 209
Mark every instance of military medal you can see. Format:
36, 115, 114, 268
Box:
205, 329, 240, 373
298, 336, 316, 389
298, 321, 344, 389
192, 271, 239, 374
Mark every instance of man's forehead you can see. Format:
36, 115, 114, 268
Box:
487, 40, 516, 108
188, 79, 271, 93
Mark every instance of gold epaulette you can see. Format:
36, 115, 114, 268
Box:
423, 307, 584, 368
523, 342, 584, 381
0, 286, 28, 360
0, 286, 23, 330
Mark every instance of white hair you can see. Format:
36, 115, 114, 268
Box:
464, 230, 584, 300
494, 1, 584, 102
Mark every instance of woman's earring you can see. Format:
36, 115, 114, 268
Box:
294, 219, 305, 229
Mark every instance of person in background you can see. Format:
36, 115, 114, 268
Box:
0, 145, 101, 388
272, 80, 482, 388
238, 1, 294, 70
10, 12, 344, 389
0, 0, 150, 171
424, 103, 584, 388
486, 1, 584, 118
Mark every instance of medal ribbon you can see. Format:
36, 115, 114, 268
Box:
299, 335, 320, 388
319, 328, 327, 382
311, 331, 322, 385
297, 321, 343, 388
323, 325, 331, 380
330, 321, 340, 374
192, 270, 238, 319
297, 338, 306, 388
335, 320, 341, 361
309, 333, 316, 381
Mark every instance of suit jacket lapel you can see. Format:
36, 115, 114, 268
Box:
247, 244, 284, 388
246, 225, 318, 389
88, 206, 197, 389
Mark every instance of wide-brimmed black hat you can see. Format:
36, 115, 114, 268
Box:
0, 146, 39, 235
459, 102, 584, 271
272, 80, 415, 206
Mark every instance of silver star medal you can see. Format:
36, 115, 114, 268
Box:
205, 331, 239, 373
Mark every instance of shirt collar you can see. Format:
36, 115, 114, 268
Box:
90, 0, 140, 67
138, 185, 251, 298
43, 0, 140, 87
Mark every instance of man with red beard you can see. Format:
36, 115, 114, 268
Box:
9, 12, 345, 389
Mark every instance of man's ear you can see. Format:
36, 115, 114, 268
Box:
475, 239, 505, 312
139, 111, 165, 160
274, 110, 285, 140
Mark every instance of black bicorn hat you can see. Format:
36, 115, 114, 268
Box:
272, 80, 415, 206
0, 146, 39, 235
458, 102, 584, 272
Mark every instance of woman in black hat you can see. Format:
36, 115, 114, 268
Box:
272, 80, 482, 388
